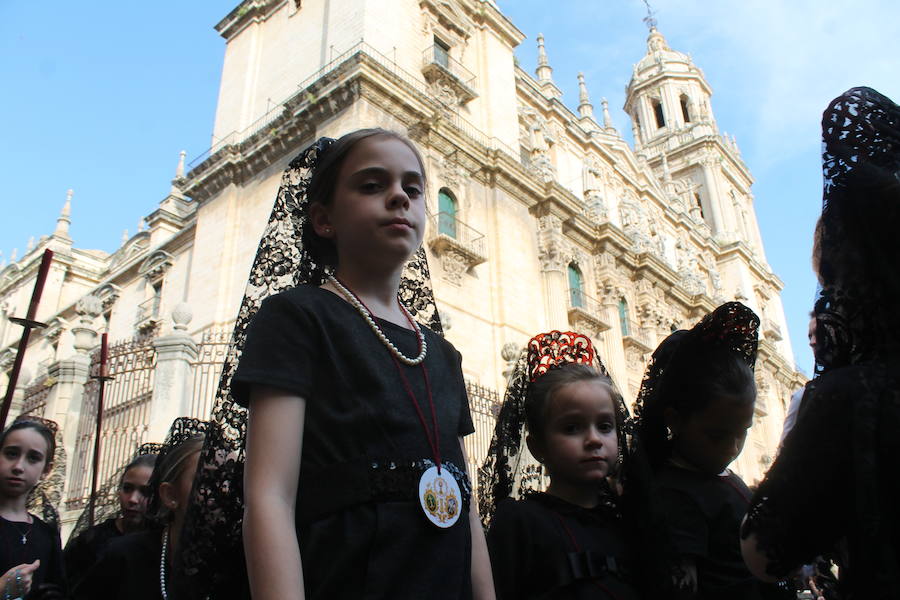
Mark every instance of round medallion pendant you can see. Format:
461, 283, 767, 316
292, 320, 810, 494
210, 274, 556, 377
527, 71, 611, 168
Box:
418, 465, 462, 528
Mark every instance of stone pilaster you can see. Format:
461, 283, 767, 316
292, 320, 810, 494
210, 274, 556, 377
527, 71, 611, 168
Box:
537, 215, 568, 330
47, 356, 91, 466
147, 304, 197, 441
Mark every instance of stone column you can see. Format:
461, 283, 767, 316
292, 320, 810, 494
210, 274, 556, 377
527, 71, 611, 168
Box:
47, 356, 90, 462
537, 215, 569, 330
48, 296, 100, 458
597, 284, 629, 395
148, 304, 197, 441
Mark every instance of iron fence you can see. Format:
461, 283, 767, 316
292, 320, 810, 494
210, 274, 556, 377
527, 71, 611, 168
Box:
66, 336, 156, 510
463, 380, 501, 486
19, 373, 54, 418
190, 329, 232, 420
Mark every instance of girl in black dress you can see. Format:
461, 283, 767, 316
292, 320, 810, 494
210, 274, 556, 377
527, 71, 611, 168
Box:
0, 419, 65, 599
231, 130, 493, 600
633, 302, 785, 600
64, 452, 157, 588
482, 330, 668, 599
74, 418, 205, 600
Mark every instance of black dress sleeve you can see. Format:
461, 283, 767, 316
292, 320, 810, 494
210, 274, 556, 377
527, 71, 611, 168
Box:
741, 373, 852, 576
658, 487, 709, 559
486, 499, 532, 600
231, 292, 319, 406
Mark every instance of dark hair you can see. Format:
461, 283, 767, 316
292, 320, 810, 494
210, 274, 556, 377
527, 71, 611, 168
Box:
302, 128, 428, 268
120, 453, 157, 486
151, 434, 205, 523
525, 363, 619, 442
636, 332, 756, 468
0, 420, 56, 472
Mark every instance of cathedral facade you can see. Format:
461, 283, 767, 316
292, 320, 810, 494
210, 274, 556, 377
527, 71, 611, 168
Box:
0, 0, 803, 536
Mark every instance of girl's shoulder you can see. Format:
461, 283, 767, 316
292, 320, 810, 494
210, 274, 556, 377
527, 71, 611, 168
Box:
492, 493, 574, 523
266, 284, 337, 310
489, 495, 555, 540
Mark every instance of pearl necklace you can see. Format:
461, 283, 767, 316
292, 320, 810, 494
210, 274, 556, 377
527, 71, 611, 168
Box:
159, 524, 169, 600
327, 274, 427, 366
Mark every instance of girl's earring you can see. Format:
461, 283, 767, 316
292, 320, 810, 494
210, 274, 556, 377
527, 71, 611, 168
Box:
665, 426, 673, 441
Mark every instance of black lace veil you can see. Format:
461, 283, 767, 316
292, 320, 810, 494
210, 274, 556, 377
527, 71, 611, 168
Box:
814, 86, 900, 372
175, 134, 443, 599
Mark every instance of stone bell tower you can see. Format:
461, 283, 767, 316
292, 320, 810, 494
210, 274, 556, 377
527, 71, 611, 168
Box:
624, 27, 764, 254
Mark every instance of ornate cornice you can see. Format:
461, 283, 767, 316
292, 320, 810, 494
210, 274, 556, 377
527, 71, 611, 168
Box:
215, 0, 285, 41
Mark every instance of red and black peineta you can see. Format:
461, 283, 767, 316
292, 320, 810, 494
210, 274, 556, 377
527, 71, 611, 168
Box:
526, 330, 597, 382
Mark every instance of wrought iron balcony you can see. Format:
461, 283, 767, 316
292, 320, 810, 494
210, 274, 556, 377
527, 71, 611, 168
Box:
621, 320, 653, 354
567, 289, 611, 334
427, 212, 487, 285
421, 45, 477, 105
135, 296, 162, 333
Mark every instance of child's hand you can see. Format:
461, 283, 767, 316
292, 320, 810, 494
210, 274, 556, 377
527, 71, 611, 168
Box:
1, 560, 40, 598
671, 558, 698, 595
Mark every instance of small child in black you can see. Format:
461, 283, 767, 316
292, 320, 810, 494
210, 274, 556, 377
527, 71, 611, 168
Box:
484, 331, 661, 600
633, 302, 787, 599
64, 452, 155, 588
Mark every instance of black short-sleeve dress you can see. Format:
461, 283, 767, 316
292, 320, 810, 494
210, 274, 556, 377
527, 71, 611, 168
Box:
232, 285, 475, 599
487, 493, 641, 600
63, 517, 121, 589
0, 514, 65, 592
656, 465, 778, 600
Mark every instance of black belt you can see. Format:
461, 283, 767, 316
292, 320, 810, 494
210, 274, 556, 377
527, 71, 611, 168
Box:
297, 458, 472, 523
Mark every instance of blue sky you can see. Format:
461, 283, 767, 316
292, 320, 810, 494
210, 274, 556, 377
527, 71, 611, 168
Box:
2, 1, 898, 374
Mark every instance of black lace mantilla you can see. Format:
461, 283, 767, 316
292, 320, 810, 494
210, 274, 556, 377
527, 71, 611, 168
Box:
743, 88, 900, 596
632, 301, 759, 468
176, 136, 444, 599
814, 86, 900, 373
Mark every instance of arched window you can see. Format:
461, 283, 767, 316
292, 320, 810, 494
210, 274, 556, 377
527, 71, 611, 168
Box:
652, 98, 666, 128
438, 189, 458, 238
680, 94, 691, 123
618, 299, 630, 335
567, 263, 584, 308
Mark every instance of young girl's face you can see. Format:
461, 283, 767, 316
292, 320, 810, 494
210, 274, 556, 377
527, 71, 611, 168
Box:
118, 464, 154, 527
0, 428, 50, 497
668, 392, 754, 475
537, 380, 618, 487
317, 135, 426, 270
